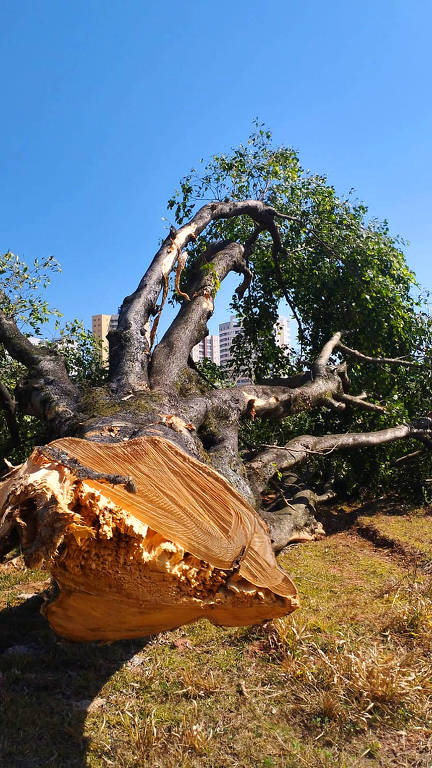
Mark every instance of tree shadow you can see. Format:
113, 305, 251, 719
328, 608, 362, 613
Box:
317, 497, 411, 535
0, 594, 149, 768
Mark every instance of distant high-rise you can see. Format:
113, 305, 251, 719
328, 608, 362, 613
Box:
92, 314, 119, 362
218, 317, 243, 367
218, 315, 290, 368
191, 335, 220, 365
274, 315, 290, 350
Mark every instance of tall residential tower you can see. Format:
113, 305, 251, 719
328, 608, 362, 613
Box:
91, 314, 119, 362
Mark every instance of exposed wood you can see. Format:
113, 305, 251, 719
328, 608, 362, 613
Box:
1, 196, 430, 644
0, 436, 298, 641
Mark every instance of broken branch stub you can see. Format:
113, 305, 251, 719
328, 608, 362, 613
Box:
0, 436, 298, 641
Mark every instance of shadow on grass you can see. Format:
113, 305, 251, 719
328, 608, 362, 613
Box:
317, 497, 410, 535
0, 595, 149, 768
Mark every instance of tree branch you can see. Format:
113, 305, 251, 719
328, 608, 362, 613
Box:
0, 301, 79, 434
149, 241, 251, 389
337, 341, 417, 367
246, 420, 432, 495
108, 199, 283, 394
232, 332, 347, 420
335, 392, 386, 413
0, 379, 19, 448
394, 449, 424, 466
272, 209, 341, 259
312, 331, 342, 378
265, 230, 306, 354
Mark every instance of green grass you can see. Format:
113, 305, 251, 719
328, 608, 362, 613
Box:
1, 522, 432, 767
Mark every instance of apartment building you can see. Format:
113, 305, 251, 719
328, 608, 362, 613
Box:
191, 335, 220, 365
91, 314, 119, 362
218, 315, 290, 368
218, 316, 243, 367
274, 315, 290, 349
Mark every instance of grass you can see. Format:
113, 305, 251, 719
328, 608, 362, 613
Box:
1, 516, 432, 767
356, 505, 432, 561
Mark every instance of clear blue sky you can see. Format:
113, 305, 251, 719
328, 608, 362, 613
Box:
1, 0, 431, 339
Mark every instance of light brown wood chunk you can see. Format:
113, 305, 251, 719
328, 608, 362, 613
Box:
0, 437, 298, 641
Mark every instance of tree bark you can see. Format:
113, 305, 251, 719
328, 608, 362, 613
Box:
1, 198, 430, 642
0, 381, 303, 641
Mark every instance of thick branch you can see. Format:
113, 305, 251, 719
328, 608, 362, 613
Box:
234, 370, 345, 420
247, 421, 432, 495
0, 380, 19, 447
221, 329, 397, 424
108, 200, 282, 394
150, 241, 250, 389
262, 487, 326, 551
312, 331, 342, 378
0, 302, 45, 370
0, 303, 79, 434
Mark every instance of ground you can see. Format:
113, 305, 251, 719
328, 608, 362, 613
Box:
1, 503, 432, 768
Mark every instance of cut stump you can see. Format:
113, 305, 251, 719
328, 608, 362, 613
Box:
0, 436, 298, 641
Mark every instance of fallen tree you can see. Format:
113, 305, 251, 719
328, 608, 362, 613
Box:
1, 130, 431, 641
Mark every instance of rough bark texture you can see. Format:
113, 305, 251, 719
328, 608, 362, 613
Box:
1, 199, 430, 641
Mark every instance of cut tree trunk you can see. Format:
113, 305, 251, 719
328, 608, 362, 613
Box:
2, 197, 429, 645
0, 430, 298, 641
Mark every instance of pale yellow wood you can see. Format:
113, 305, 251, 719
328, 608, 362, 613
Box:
0, 436, 298, 641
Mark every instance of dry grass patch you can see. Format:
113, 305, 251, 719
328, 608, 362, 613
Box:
2, 530, 432, 767
356, 505, 432, 562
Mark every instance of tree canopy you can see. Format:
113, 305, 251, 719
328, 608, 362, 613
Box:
1, 123, 432, 509
2, 124, 432, 642
168, 123, 432, 499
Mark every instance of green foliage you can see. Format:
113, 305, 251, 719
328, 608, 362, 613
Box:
199, 262, 221, 297
0, 252, 108, 464
50, 319, 107, 387
0, 354, 47, 464
0, 251, 62, 333
169, 122, 432, 499
195, 358, 232, 389
0, 251, 64, 463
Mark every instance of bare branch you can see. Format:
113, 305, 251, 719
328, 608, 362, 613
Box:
337, 341, 417, 367
240, 331, 346, 412
246, 420, 432, 495
315, 488, 337, 504
312, 331, 342, 377
221, 333, 393, 424
335, 392, 386, 413
321, 397, 346, 412
394, 449, 424, 466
